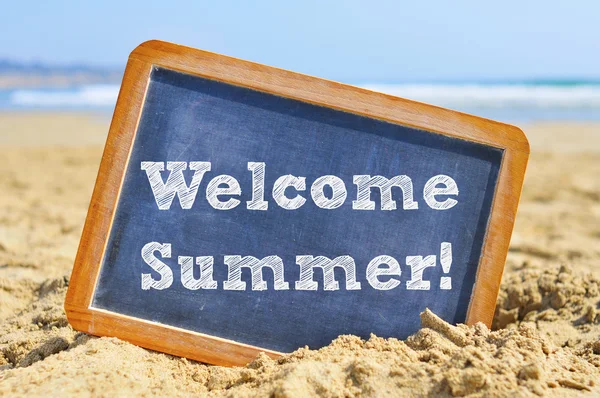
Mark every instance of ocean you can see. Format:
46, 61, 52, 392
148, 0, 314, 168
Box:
1, 80, 599, 122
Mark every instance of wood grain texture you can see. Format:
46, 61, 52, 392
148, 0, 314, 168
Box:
65, 39, 529, 366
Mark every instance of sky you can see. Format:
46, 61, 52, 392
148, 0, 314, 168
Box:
1, 0, 599, 82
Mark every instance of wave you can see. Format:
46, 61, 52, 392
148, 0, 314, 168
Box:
360, 84, 600, 109
3, 83, 600, 122
9, 85, 119, 107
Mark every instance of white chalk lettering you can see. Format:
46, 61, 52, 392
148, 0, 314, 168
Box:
223, 255, 289, 291
311, 175, 347, 209
406, 255, 436, 290
141, 161, 211, 210
140, 161, 459, 211
206, 175, 241, 210
272, 175, 306, 210
138, 161, 463, 295
178, 256, 217, 290
139, 243, 456, 292
423, 175, 459, 210
440, 242, 453, 290
247, 162, 268, 210
366, 255, 402, 290
141, 242, 173, 290
295, 255, 361, 291
352, 175, 418, 210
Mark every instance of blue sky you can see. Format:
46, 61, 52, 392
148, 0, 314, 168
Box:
2, 1, 599, 81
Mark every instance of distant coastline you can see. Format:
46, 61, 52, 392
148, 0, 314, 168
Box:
0, 59, 122, 89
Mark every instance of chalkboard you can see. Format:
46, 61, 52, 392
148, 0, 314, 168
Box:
65, 40, 529, 366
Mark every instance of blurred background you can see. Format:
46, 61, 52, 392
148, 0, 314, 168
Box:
1, 2, 600, 395
1, 0, 599, 122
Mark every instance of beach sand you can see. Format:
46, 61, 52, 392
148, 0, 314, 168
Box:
0, 113, 599, 396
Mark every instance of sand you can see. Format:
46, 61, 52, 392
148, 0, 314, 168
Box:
0, 113, 599, 397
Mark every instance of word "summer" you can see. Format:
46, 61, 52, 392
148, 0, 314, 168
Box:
141, 242, 454, 292
141, 161, 459, 211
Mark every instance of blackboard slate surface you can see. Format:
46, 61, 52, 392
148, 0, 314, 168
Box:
91, 67, 501, 353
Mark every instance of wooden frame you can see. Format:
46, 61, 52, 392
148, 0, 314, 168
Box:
65, 40, 529, 367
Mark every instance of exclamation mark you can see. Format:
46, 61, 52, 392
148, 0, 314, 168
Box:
440, 242, 452, 290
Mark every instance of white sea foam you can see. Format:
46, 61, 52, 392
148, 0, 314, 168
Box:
360, 84, 600, 109
6, 83, 600, 116
10, 84, 119, 107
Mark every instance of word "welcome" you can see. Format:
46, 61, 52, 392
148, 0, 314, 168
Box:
141, 161, 459, 211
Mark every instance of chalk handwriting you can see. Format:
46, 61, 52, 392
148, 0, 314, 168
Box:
139, 161, 460, 292
140, 242, 454, 291
141, 161, 459, 211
